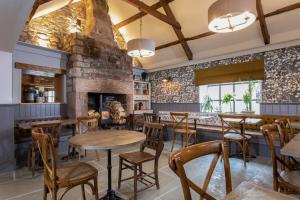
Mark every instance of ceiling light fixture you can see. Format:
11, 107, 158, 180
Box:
208, 0, 257, 33
127, 4, 155, 58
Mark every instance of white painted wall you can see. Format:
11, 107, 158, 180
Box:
13, 42, 69, 103
0, 51, 13, 104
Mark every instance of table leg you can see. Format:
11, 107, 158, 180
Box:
61, 124, 78, 160
100, 149, 124, 200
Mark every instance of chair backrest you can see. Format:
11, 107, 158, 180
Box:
32, 127, 57, 183
260, 124, 292, 191
169, 140, 232, 200
31, 121, 62, 146
275, 118, 294, 144
218, 114, 246, 138
141, 122, 164, 158
170, 112, 189, 131
77, 116, 99, 134
144, 113, 157, 123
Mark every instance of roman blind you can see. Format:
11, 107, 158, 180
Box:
194, 60, 264, 85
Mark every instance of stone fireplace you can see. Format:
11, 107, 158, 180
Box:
65, 0, 133, 118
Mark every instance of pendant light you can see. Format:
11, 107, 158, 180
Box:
208, 0, 257, 33
127, 7, 155, 58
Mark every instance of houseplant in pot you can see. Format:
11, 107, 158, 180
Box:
222, 94, 235, 113
242, 81, 255, 114
202, 95, 213, 113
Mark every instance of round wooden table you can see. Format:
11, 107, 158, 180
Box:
69, 130, 146, 200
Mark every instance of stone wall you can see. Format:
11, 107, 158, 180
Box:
65, 33, 133, 118
20, 1, 86, 50
150, 45, 300, 104
19, 0, 126, 52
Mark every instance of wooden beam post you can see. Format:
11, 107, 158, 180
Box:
256, 0, 270, 44
121, 0, 181, 29
160, 0, 193, 60
114, 0, 174, 29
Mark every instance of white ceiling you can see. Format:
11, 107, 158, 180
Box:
0, 0, 34, 52
108, 0, 300, 70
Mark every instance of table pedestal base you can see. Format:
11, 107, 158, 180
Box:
100, 190, 124, 200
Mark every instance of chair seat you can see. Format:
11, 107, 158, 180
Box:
119, 151, 155, 164
174, 128, 196, 135
57, 162, 97, 187
280, 170, 300, 186
224, 133, 251, 140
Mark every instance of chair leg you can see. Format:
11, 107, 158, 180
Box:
171, 133, 176, 152
133, 165, 138, 200
94, 176, 99, 200
181, 135, 184, 148
95, 150, 99, 160
118, 158, 123, 189
185, 135, 189, 147
81, 184, 86, 200
139, 164, 143, 177
154, 161, 160, 189
31, 147, 35, 177
43, 185, 48, 200
241, 141, 246, 167
27, 148, 31, 169
67, 145, 71, 161
52, 188, 57, 200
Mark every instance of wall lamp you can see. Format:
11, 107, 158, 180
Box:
162, 77, 172, 83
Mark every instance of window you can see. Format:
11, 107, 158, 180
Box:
45, 89, 55, 103
199, 81, 262, 113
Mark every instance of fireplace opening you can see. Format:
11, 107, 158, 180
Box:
88, 93, 127, 128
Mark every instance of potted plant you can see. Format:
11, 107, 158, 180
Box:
36, 90, 45, 103
222, 94, 235, 113
242, 81, 255, 114
202, 95, 213, 113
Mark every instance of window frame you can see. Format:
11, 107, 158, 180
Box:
199, 81, 261, 113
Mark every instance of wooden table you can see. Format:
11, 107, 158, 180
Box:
281, 133, 300, 158
225, 181, 297, 200
69, 130, 146, 200
17, 119, 77, 159
17, 119, 77, 130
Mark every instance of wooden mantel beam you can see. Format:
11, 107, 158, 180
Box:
156, 2, 300, 51
256, 0, 270, 44
121, 0, 181, 29
115, 0, 174, 29
160, 0, 192, 60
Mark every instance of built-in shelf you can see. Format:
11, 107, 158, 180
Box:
133, 81, 152, 114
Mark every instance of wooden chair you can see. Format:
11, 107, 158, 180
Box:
68, 116, 99, 160
144, 113, 157, 123
261, 124, 300, 194
118, 123, 164, 200
170, 112, 197, 152
219, 116, 251, 167
32, 127, 99, 200
28, 121, 62, 177
168, 140, 232, 200
275, 118, 295, 144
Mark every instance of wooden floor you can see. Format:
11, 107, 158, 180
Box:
0, 141, 278, 200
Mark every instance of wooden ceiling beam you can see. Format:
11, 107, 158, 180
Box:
121, 0, 181, 29
264, 2, 300, 18
256, 0, 270, 44
114, 0, 174, 29
156, 2, 300, 51
160, 0, 192, 60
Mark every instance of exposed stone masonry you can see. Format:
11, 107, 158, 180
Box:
19, 0, 134, 118
150, 46, 300, 104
